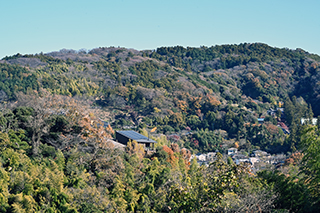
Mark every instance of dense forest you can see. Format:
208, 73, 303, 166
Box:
1, 43, 320, 212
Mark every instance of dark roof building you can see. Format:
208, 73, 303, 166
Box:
116, 130, 157, 150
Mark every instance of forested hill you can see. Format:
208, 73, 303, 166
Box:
2, 43, 320, 109
1, 43, 320, 212
1, 43, 320, 154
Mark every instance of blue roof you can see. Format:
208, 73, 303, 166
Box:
116, 130, 157, 143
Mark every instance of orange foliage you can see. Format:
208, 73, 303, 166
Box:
106, 124, 115, 135
162, 145, 177, 167
268, 79, 275, 85
244, 123, 261, 127
175, 98, 188, 112
78, 112, 113, 150
285, 152, 304, 166
265, 123, 279, 135
206, 94, 221, 107
311, 62, 318, 69
16, 93, 116, 152
180, 148, 192, 169
22, 73, 32, 77
164, 144, 192, 169
162, 145, 174, 156
189, 96, 202, 109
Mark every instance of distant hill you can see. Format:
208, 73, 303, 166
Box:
1, 43, 320, 154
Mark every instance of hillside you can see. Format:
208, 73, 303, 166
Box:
1, 43, 319, 154
1, 43, 320, 212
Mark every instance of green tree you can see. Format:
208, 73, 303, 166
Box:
300, 126, 320, 203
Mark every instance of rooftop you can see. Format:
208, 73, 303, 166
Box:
116, 130, 157, 143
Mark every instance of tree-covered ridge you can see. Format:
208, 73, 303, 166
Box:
154, 43, 319, 67
1, 43, 320, 212
152, 44, 319, 101
1, 43, 320, 154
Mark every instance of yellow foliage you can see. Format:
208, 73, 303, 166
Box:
278, 101, 284, 108
176, 100, 188, 112
189, 96, 202, 109
154, 135, 169, 148
0, 132, 10, 148
220, 192, 240, 209
12, 193, 37, 213
106, 124, 115, 135
126, 140, 145, 160
140, 128, 148, 137
154, 107, 161, 113
234, 142, 239, 149
11, 203, 26, 213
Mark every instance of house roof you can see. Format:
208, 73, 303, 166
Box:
116, 130, 157, 143
228, 148, 238, 151
232, 154, 249, 160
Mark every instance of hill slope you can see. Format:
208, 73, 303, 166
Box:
1, 43, 320, 154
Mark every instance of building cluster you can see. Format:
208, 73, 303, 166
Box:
190, 152, 217, 166
265, 107, 290, 134
191, 147, 286, 172
111, 130, 287, 172
229, 148, 286, 171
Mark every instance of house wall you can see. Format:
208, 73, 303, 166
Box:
116, 132, 130, 145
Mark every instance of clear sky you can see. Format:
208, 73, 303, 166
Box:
1, 0, 319, 59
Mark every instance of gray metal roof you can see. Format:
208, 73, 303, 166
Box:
117, 130, 157, 143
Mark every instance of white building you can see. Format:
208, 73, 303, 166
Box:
301, 118, 318, 125
227, 148, 238, 155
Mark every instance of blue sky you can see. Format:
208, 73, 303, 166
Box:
1, 0, 319, 58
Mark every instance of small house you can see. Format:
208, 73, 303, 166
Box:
227, 148, 238, 156
249, 157, 260, 166
258, 118, 264, 124
277, 122, 290, 134
252, 150, 269, 158
206, 152, 216, 161
196, 153, 207, 162
116, 130, 157, 150
232, 154, 250, 165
